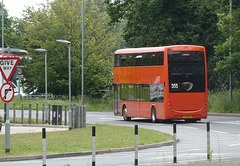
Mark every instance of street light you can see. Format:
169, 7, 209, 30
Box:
56, 40, 72, 130
35, 49, 48, 124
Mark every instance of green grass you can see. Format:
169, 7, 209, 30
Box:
0, 124, 172, 157
208, 90, 240, 113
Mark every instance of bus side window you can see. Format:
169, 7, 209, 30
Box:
142, 53, 150, 66
141, 84, 150, 102
120, 54, 127, 67
135, 54, 143, 66
159, 52, 164, 65
114, 54, 119, 67
150, 53, 158, 65
128, 54, 135, 66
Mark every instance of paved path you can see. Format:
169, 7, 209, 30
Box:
0, 124, 68, 135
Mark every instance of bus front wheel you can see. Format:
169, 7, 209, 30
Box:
151, 107, 157, 123
123, 106, 131, 121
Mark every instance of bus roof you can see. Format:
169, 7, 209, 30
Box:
115, 45, 205, 54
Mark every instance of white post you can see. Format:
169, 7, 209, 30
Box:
42, 128, 46, 166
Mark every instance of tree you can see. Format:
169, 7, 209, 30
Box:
105, 0, 223, 90
214, 0, 240, 90
0, 3, 25, 49
22, 0, 120, 96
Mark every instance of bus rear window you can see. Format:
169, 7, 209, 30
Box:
168, 51, 205, 93
168, 51, 204, 63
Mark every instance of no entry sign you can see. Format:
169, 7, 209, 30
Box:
0, 83, 14, 102
0, 57, 20, 82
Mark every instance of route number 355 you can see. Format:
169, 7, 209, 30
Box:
171, 83, 178, 89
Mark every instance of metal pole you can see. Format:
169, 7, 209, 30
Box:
1, 0, 4, 85
207, 122, 211, 160
68, 43, 72, 130
92, 126, 96, 166
5, 102, 10, 153
81, 0, 84, 105
5, 47, 10, 153
42, 128, 46, 166
135, 125, 138, 166
45, 51, 48, 123
173, 123, 177, 163
229, 0, 232, 102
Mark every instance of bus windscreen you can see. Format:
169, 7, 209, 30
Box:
168, 51, 205, 93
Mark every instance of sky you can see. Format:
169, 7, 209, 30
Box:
4, 0, 53, 18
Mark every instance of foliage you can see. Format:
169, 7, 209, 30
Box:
105, 0, 223, 91
21, 0, 120, 96
0, 3, 25, 49
208, 90, 240, 113
214, 0, 240, 90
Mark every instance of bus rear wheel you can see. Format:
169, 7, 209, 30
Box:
123, 106, 131, 121
151, 107, 157, 123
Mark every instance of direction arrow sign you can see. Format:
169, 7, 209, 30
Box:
0, 57, 20, 82
0, 83, 14, 102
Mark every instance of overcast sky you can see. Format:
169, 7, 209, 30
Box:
4, 0, 53, 18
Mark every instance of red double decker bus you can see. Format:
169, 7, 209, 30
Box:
113, 45, 207, 122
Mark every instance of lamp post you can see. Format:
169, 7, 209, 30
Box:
35, 49, 48, 124
56, 40, 72, 130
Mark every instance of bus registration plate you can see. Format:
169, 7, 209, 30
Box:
183, 116, 192, 119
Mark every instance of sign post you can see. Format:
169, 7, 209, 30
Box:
0, 56, 20, 153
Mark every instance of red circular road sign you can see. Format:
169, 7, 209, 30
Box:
0, 83, 14, 102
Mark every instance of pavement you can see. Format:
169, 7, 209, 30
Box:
0, 124, 68, 135
151, 158, 240, 166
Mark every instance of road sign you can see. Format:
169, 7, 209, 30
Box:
0, 83, 14, 102
17, 67, 23, 75
0, 57, 20, 82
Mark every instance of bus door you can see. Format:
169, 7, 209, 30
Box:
114, 84, 120, 115
136, 84, 140, 116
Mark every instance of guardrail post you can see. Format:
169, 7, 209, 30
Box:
52, 105, 57, 125
21, 104, 24, 124
48, 104, 51, 125
207, 122, 211, 160
36, 104, 39, 124
80, 106, 83, 128
83, 105, 86, 128
29, 104, 32, 124
173, 123, 177, 163
135, 125, 138, 166
42, 128, 46, 166
92, 126, 96, 166
65, 105, 67, 126
42, 104, 45, 124
58, 105, 62, 125
72, 106, 75, 129
77, 106, 81, 128
13, 103, 16, 124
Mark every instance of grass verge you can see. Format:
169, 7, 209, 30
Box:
208, 90, 240, 113
0, 124, 172, 157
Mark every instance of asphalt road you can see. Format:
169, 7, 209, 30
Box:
0, 111, 240, 165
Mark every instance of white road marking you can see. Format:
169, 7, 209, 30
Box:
229, 143, 240, 147
215, 121, 240, 125
211, 130, 229, 134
